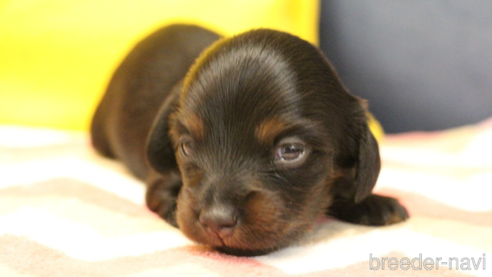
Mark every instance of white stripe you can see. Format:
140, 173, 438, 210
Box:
380, 127, 492, 169
376, 167, 492, 212
255, 222, 491, 276
0, 126, 85, 148
0, 157, 145, 205
0, 208, 192, 261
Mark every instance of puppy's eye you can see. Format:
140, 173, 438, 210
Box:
274, 137, 308, 167
180, 141, 192, 156
275, 144, 305, 161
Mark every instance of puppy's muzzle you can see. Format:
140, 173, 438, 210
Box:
199, 204, 239, 239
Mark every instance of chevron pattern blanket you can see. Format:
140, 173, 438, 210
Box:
1, 119, 491, 276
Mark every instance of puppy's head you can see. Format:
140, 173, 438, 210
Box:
147, 29, 380, 255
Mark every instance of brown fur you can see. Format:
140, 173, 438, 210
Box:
91, 24, 409, 256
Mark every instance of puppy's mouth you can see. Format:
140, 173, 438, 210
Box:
176, 190, 310, 256
189, 218, 292, 256
216, 245, 279, 257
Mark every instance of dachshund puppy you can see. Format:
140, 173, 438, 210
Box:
91, 24, 408, 256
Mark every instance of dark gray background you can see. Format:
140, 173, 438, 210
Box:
319, 0, 492, 133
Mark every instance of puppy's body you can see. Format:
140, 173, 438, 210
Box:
91, 25, 221, 179
92, 24, 408, 256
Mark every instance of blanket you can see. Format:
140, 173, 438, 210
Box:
1, 119, 491, 276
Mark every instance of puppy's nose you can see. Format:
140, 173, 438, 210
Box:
199, 206, 238, 239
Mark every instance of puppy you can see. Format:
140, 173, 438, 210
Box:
91, 24, 408, 256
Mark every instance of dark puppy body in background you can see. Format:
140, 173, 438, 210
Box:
91, 24, 408, 256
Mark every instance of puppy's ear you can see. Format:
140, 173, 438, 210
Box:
353, 122, 381, 203
146, 87, 181, 173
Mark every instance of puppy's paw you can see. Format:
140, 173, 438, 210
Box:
145, 171, 182, 227
330, 194, 409, 226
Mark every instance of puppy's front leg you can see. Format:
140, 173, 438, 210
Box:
145, 169, 182, 227
329, 194, 409, 226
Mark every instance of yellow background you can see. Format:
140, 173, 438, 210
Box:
0, 0, 319, 130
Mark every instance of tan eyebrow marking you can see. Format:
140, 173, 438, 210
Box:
183, 113, 205, 140
255, 117, 287, 144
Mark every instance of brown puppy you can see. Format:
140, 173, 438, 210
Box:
91, 24, 408, 256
